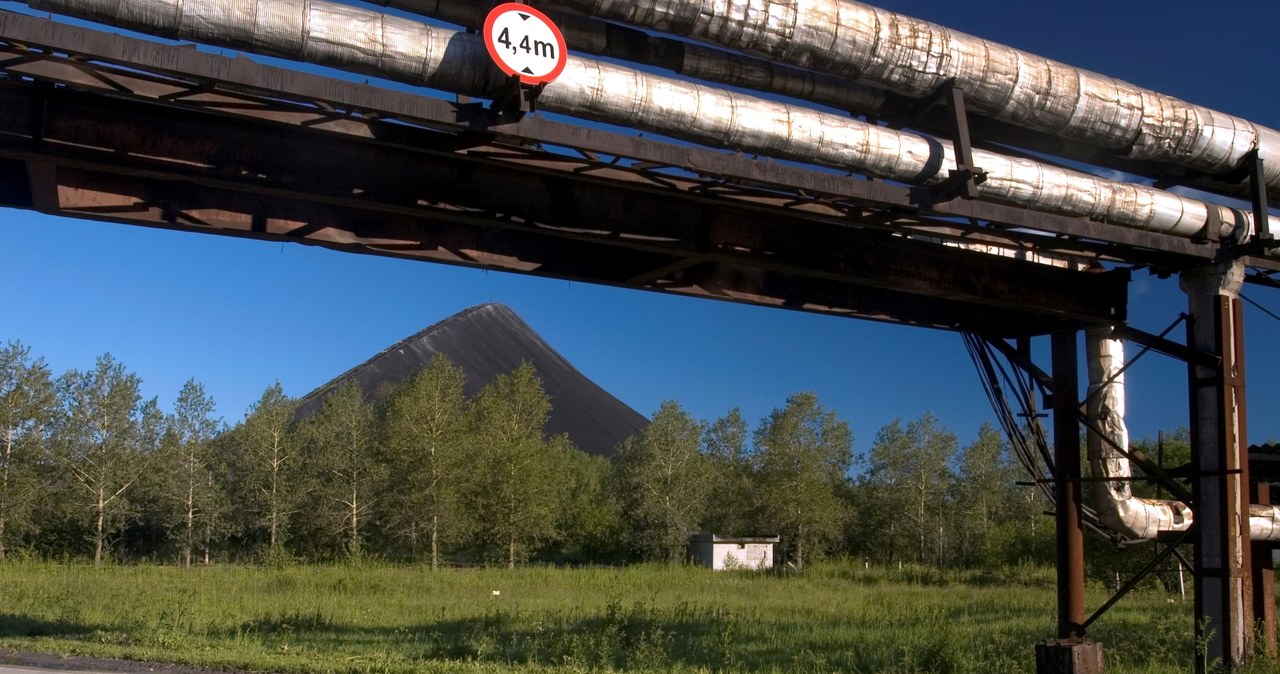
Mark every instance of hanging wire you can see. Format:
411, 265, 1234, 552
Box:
963, 333, 1109, 535
962, 333, 1053, 503
1241, 292, 1280, 325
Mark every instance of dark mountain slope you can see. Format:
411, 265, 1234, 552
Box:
296, 304, 647, 457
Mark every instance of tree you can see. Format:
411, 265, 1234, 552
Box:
54, 354, 159, 565
298, 380, 382, 559
381, 355, 470, 569
550, 448, 624, 564
859, 413, 956, 566
950, 422, 1021, 567
0, 341, 57, 561
752, 392, 852, 570
613, 401, 712, 562
701, 408, 756, 536
227, 382, 302, 557
466, 363, 562, 568
164, 379, 222, 566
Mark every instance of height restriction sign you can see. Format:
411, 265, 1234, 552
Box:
483, 3, 568, 86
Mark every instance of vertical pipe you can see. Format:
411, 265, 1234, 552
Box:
1052, 331, 1086, 639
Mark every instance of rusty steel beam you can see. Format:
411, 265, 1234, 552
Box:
0, 77, 1129, 335
14, 163, 1116, 335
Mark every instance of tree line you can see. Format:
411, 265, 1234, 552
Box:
1, 339, 1059, 569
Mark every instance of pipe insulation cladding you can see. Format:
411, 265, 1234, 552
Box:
22, 0, 1280, 241
542, 0, 1280, 198
367, 0, 890, 114
1085, 330, 1280, 542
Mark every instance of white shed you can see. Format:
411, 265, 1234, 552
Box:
688, 534, 779, 570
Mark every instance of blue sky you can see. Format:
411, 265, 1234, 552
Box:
2, 0, 1279, 452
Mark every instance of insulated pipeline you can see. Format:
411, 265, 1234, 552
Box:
1086, 329, 1280, 542
23, 0, 1279, 240
368, 0, 888, 114
543, 0, 1280, 198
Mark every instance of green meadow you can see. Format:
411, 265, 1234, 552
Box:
2, 561, 1272, 674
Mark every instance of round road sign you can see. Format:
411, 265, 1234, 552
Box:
483, 3, 568, 86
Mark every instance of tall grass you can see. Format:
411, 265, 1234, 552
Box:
0, 560, 1270, 673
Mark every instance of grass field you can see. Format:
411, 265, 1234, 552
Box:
0, 561, 1272, 673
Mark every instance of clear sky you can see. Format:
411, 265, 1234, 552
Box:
2, 0, 1279, 453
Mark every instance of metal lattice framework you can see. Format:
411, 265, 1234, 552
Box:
4, 9, 1275, 338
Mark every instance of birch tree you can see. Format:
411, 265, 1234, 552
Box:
55, 354, 157, 565
164, 379, 221, 566
860, 413, 956, 566
466, 363, 560, 568
0, 342, 57, 561
753, 392, 852, 570
381, 355, 469, 568
950, 422, 1019, 566
230, 382, 301, 557
299, 380, 382, 559
613, 401, 711, 562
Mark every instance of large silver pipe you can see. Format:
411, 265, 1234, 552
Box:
368, 0, 888, 114
543, 0, 1280, 198
1086, 329, 1280, 542
23, 0, 1279, 241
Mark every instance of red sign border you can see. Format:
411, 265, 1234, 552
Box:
482, 3, 569, 86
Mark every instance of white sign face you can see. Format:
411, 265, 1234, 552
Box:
483, 3, 568, 86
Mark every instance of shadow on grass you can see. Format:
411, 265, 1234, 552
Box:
0, 613, 96, 638
224, 606, 1035, 673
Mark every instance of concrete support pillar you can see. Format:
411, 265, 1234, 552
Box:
1181, 262, 1253, 672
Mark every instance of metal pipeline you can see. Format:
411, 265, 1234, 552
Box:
367, 0, 888, 114
1086, 329, 1280, 542
22, 0, 1280, 241
541, 0, 1280, 199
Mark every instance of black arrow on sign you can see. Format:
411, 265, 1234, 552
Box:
518, 13, 530, 20
521, 67, 534, 74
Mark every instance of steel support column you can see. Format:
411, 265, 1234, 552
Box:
1182, 262, 1253, 671
1036, 332, 1103, 674
1054, 331, 1087, 639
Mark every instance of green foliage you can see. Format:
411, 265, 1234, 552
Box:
613, 401, 712, 562
0, 341, 57, 561
159, 379, 224, 566
548, 448, 625, 564
752, 392, 852, 569
296, 381, 383, 560
701, 408, 755, 536
227, 382, 302, 557
0, 336, 1222, 605
466, 363, 564, 567
950, 422, 1027, 568
379, 355, 470, 568
858, 413, 957, 566
53, 354, 158, 565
